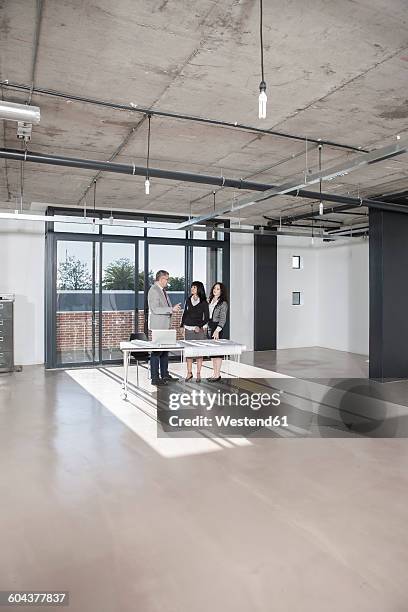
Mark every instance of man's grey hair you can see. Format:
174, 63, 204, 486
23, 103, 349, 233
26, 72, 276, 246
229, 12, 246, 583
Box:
155, 269, 169, 281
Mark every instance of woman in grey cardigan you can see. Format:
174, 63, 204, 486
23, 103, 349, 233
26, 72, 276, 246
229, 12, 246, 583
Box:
207, 282, 228, 382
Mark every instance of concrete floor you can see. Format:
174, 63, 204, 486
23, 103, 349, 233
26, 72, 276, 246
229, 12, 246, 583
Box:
1, 350, 408, 612
242, 346, 369, 378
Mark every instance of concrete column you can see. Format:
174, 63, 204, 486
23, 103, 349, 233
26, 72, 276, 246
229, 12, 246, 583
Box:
369, 209, 408, 379
254, 234, 277, 351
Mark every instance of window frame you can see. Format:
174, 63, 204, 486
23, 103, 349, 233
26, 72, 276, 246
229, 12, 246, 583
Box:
45, 207, 230, 368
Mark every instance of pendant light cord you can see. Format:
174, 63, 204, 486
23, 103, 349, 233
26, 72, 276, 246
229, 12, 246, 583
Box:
260, 0, 265, 82
93, 179, 96, 213
146, 114, 151, 180
311, 204, 314, 238
318, 144, 322, 204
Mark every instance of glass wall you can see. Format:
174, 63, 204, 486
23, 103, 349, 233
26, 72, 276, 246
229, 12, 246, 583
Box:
46, 210, 229, 368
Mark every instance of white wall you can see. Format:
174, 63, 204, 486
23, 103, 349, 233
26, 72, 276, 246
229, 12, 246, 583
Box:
277, 236, 318, 349
0, 219, 45, 365
230, 228, 254, 350
317, 238, 369, 355
277, 235, 369, 355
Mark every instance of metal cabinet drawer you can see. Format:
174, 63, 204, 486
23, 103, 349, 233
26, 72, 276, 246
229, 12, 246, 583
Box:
0, 302, 13, 319
0, 318, 12, 338
0, 351, 13, 370
0, 331, 13, 351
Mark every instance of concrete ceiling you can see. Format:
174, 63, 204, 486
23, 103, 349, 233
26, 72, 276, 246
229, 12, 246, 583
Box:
0, 0, 407, 228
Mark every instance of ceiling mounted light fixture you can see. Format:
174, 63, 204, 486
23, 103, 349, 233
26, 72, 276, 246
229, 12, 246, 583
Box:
145, 114, 151, 195
258, 0, 267, 119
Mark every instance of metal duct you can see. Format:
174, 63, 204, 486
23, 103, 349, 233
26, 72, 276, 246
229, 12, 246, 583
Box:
0, 101, 40, 124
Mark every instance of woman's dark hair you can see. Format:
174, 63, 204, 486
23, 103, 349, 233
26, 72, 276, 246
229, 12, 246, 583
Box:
191, 281, 207, 302
209, 282, 228, 304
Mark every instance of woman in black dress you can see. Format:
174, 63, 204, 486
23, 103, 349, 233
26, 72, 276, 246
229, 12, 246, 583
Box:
207, 282, 228, 382
180, 281, 209, 382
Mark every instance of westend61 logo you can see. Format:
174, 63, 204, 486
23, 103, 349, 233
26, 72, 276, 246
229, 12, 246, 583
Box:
157, 386, 289, 436
168, 389, 282, 411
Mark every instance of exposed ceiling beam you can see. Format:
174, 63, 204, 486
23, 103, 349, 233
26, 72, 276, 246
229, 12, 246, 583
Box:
0, 81, 367, 152
177, 137, 407, 228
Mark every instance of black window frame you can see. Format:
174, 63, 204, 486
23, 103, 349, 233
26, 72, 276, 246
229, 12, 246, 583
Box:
45, 207, 230, 368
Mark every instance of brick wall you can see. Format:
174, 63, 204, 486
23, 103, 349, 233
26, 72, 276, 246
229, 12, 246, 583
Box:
56, 310, 184, 351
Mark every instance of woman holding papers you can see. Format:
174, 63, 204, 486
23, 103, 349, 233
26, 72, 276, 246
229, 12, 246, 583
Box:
180, 281, 209, 383
207, 282, 228, 382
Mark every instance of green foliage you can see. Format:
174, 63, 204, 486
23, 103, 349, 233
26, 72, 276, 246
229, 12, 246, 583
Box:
141, 270, 154, 290
167, 275, 185, 291
57, 255, 92, 290
58, 254, 184, 293
103, 258, 135, 290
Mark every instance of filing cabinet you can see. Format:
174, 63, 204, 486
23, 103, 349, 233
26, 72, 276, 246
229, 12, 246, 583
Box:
0, 297, 14, 373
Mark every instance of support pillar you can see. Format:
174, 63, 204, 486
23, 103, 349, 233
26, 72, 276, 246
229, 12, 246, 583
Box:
369, 209, 408, 379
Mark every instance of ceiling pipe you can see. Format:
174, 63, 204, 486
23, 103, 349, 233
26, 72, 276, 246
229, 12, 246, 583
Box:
281, 222, 342, 230
327, 226, 369, 236
327, 211, 368, 216
263, 214, 342, 226
1, 147, 408, 217
0, 101, 40, 124
267, 203, 367, 225
178, 136, 408, 228
0, 80, 366, 152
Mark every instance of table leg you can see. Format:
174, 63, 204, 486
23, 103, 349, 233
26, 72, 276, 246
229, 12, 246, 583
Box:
121, 350, 129, 400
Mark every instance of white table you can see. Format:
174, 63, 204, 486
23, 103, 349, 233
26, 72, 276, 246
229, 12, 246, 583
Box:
119, 339, 246, 400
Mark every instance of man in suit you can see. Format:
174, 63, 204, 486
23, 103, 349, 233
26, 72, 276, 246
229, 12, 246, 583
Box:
148, 269, 181, 386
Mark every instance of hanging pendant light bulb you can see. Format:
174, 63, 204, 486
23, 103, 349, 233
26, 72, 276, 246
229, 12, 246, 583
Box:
145, 114, 151, 195
258, 0, 267, 119
259, 82, 267, 119
319, 201, 324, 216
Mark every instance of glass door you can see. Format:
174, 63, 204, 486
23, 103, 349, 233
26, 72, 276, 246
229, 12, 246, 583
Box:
55, 240, 99, 365
101, 242, 139, 361
54, 238, 144, 366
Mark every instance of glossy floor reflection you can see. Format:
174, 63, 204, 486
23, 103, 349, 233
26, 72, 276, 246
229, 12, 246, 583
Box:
0, 354, 407, 612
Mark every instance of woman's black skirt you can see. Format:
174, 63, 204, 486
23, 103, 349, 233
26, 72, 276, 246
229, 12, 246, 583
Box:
207, 320, 224, 339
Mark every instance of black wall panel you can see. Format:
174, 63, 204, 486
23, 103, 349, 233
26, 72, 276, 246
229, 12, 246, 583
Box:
369, 209, 408, 379
254, 234, 277, 351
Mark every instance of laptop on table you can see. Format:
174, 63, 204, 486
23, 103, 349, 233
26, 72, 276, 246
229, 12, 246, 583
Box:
151, 329, 177, 347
